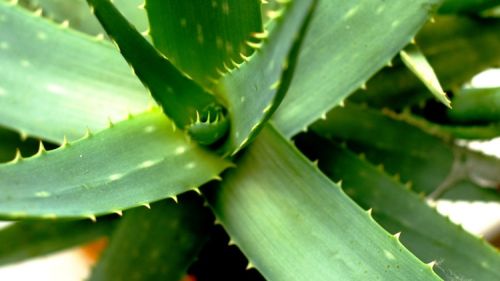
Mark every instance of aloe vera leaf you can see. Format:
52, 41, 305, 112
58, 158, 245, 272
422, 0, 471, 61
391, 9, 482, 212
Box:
439, 0, 500, 14
448, 87, 500, 124
0, 109, 232, 220
87, 0, 222, 130
400, 44, 451, 108
89, 195, 213, 281
0, 218, 116, 266
21, 0, 147, 36
439, 180, 499, 202
215, 0, 317, 155
349, 15, 500, 109
206, 124, 441, 281
145, 0, 262, 88
0, 1, 151, 143
0, 128, 39, 163
310, 103, 499, 199
296, 136, 500, 281
271, 0, 442, 137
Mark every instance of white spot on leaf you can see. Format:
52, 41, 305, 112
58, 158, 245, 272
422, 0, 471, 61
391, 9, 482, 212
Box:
185, 162, 196, 169
109, 173, 123, 181
144, 125, 156, 133
175, 146, 186, 155
35, 191, 50, 198
139, 160, 155, 168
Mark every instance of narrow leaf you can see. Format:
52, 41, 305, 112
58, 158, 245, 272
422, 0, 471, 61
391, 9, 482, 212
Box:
0, 0, 151, 142
215, 0, 317, 155
400, 44, 451, 108
145, 0, 262, 88
296, 135, 500, 281
89, 195, 213, 281
0, 109, 232, 220
272, 0, 442, 137
87, 0, 222, 130
206, 125, 441, 280
0, 218, 116, 266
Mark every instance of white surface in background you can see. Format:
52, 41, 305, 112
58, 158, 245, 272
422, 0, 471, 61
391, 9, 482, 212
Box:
0, 249, 90, 281
470, 68, 500, 88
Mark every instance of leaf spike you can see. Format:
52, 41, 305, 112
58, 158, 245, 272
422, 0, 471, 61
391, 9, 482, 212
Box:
393, 232, 402, 240
191, 187, 202, 195
410, 37, 416, 44
61, 135, 69, 148
36, 141, 46, 156
11, 148, 23, 163
261, 0, 269, 4
19, 131, 28, 141
83, 127, 92, 139
170, 195, 178, 203
376, 163, 385, 171
339, 100, 345, 107
360, 83, 367, 90
140, 29, 150, 37
215, 67, 226, 76
251, 30, 269, 39
366, 208, 373, 216
404, 181, 413, 189
267, 9, 284, 20
223, 62, 232, 72
88, 214, 97, 222
142, 203, 151, 209
228, 239, 236, 246
137, 2, 145, 9
230, 59, 242, 69
386, 60, 393, 67
335, 180, 343, 187
106, 117, 114, 128
312, 159, 319, 167
427, 260, 437, 269
246, 261, 255, 270
245, 40, 263, 49
320, 112, 327, 120
430, 17, 435, 23
214, 218, 222, 225
60, 20, 70, 29
114, 210, 123, 216
392, 173, 401, 181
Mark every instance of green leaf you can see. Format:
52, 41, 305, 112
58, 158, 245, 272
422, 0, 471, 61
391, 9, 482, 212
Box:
448, 87, 500, 124
439, 180, 500, 202
349, 15, 500, 109
400, 44, 451, 108
0, 109, 232, 220
22, 0, 148, 36
310, 103, 499, 200
439, 0, 500, 14
296, 136, 500, 281
89, 195, 213, 281
215, 0, 317, 155
206, 125, 441, 280
87, 0, 223, 131
272, 0, 442, 137
145, 0, 262, 88
0, 0, 150, 143
0, 218, 116, 266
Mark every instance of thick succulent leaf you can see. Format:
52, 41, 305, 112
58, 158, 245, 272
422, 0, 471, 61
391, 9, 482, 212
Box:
89, 195, 213, 281
296, 136, 500, 281
400, 44, 451, 108
349, 15, 500, 109
0, 0, 151, 143
271, 0, 442, 137
0, 218, 116, 266
310, 103, 499, 200
215, 0, 317, 155
439, 180, 500, 202
145, 0, 262, 88
448, 87, 500, 124
206, 125, 441, 281
21, 0, 147, 36
439, 0, 500, 14
0, 109, 232, 220
87, 0, 221, 130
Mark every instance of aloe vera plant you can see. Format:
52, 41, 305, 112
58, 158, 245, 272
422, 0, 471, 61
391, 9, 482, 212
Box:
1, 0, 499, 280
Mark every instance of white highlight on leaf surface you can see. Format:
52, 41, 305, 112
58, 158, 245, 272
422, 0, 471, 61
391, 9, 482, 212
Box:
109, 173, 123, 181
0, 42, 9, 50
20, 59, 31, 67
0, 87, 6, 96
35, 191, 51, 198
383, 249, 395, 260
144, 125, 156, 133
344, 6, 360, 19
36, 31, 47, 40
46, 83, 67, 96
185, 162, 196, 169
175, 146, 187, 155
139, 160, 155, 168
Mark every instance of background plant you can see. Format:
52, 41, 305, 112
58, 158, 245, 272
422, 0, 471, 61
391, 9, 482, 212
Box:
0, 0, 499, 280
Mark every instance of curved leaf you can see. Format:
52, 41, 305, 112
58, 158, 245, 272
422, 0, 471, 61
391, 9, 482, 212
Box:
448, 87, 500, 124
0, 109, 232, 220
0, 0, 151, 143
206, 125, 441, 280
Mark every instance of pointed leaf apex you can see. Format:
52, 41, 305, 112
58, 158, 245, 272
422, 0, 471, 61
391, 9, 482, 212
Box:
393, 232, 402, 240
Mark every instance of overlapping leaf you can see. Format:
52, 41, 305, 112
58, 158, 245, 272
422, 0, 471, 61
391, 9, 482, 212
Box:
0, 109, 232, 220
